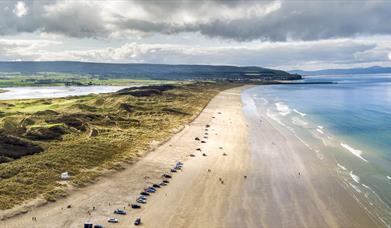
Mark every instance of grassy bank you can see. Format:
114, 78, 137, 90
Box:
0, 82, 237, 210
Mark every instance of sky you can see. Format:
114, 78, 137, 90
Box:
1, 0, 391, 71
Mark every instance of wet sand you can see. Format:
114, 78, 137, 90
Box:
0, 86, 379, 227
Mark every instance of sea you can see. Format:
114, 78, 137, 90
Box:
243, 74, 391, 227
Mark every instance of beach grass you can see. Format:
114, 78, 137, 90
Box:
0, 81, 237, 210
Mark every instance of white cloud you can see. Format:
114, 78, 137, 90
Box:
13, 1, 28, 17
2, 37, 389, 70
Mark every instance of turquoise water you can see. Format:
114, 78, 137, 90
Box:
244, 74, 391, 226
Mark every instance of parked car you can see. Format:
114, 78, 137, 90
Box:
152, 184, 161, 188
163, 174, 172, 178
140, 191, 150, 196
145, 187, 156, 193
131, 204, 141, 209
93, 225, 105, 228
136, 198, 147, 204
113, 209, 126, 215
134, 218, 142, 226
138, 195, 147, 200
107, 218, 118, 223
171, 168, 177, 173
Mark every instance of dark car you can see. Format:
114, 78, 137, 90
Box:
114, 209, 127, 215
171, 168, 177, 173
145, 187, 156, 193
163, 180, 170, 183
134, 218, 142, 226
93, 225, 105, 228
152, 184, 161, 188
163, 174, 172, 178
131, 204, 141, 209
140, 191, 150, 196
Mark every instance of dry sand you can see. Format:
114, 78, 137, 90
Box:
0, 86, 379, 228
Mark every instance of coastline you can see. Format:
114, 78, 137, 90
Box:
242, 89, 380, 227
0, 85, 380, 227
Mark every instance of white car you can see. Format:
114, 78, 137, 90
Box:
107, 218, 119, 223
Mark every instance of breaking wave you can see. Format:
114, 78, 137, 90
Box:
275, 102, 291, 116
340, 142, 368, 162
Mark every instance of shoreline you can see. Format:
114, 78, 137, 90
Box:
0, 85, 381, 227
241, 89, 380, 227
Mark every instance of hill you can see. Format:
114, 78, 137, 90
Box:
0, 61, 300, 80
290, 66, 391, 76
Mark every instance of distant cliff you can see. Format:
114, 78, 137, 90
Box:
0, 61, 300, 81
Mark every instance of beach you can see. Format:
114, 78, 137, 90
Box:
0, 86, 379, 228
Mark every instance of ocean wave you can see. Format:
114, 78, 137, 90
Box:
293, 109, 307, 116
291, 116, 308, 126
350, 171, 360, 183
316, 128, 324, 134
275, 102, 291, 116
337, 163, 347, 171
317, 125, 324, 129
387, 176, 391, 180
260, 97, 269, 104
266, 109, 286, 127
349, 183, 362, 193
340, 142, 368, 162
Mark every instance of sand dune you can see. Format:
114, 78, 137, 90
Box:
0, 86, 378, 228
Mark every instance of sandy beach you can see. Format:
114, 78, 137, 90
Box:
0, 86, 379, 228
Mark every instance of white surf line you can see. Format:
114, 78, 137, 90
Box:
340, 142, 368, 162
337, 163, 347, 171
349, 171, 360, 184
293, 109, 306, 116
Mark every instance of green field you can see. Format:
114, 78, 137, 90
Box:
0, 73, 177, 87
0, 81, 238, 210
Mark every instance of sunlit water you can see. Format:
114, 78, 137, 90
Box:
0, 86, 130, 100
243, 74, 391, 227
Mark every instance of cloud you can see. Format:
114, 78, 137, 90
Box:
0, 39, 61, 60
2, 37, 388, 70
1, 1, 391, 41
13, 1, 28, 17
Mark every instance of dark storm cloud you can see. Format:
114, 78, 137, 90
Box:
1, 0, 391, 41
